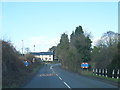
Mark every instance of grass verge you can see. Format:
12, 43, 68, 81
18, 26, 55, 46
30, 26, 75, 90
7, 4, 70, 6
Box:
78, 69, 119, 84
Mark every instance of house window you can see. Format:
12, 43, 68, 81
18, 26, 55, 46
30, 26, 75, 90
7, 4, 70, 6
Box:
49, 58, 51, 60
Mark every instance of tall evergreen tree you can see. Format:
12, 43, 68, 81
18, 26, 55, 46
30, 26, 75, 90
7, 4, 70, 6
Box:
70, 25, 92, 62
55, 33, 70, 68
56, 25, 92, 71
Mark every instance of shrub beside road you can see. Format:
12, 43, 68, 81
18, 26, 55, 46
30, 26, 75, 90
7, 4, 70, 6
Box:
2, 40, 43, 88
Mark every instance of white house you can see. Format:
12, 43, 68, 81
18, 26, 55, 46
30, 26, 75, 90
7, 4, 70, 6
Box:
30, 52, 53, 61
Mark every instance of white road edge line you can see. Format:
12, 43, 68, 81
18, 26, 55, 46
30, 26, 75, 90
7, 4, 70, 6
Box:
63, 82, 71, 89
58, 76, 62, 80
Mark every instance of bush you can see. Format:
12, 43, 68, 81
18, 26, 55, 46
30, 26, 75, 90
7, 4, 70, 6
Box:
2, 40, 42, 88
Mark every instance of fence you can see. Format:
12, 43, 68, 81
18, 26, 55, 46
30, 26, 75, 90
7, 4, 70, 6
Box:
92, 68, 119, 79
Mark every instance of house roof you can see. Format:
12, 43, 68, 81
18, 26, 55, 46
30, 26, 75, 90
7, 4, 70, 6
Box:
30, 52, 53, 55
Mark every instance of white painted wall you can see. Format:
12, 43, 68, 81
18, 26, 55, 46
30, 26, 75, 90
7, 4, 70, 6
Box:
34, 55, 53, 61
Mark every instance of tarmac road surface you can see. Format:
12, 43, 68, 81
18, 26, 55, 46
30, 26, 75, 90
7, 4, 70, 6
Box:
23, 63, 118, 89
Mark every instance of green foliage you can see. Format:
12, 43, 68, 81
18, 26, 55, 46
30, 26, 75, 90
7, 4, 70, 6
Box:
55, 25, 92, 71
55, 33, 70, 68
107, 41, 120, 73
55, 26, 119, 79
49, 46, 57, 60
91, 31, 119, 69
49, 46, 57, 52
71, 26, 92, 62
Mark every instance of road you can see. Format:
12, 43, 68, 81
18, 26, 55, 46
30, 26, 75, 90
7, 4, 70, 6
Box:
23, 63, 118, 89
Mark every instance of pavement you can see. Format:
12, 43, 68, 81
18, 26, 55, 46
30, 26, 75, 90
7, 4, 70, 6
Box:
23, 63, 119, 89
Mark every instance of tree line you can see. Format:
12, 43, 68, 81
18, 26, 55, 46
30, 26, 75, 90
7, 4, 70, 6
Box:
49, 25, 120, 76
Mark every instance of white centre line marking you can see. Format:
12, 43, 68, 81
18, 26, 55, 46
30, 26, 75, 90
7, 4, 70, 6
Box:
58, 76, 62, 80
50, 66, 53, 69
56, 74, 58, 76
63, 82, 71, 89
51, 65, 71, 89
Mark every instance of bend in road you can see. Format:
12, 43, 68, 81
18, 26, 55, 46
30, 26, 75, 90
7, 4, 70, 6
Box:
23, 63, 118, 89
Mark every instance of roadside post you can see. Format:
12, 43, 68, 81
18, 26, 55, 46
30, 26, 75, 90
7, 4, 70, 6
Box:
99, 69, 101, 76
105, 69, 107, 77
112, 70, 115, 78
117, 69, 119, 79
96, 69, 98, 75
102, 69, 104, 76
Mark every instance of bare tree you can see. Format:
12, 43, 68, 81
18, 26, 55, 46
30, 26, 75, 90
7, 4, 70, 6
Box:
25, 47, 30, 54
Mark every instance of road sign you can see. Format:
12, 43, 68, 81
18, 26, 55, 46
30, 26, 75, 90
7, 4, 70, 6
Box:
24, 61, 29, 66
81, 62, 89, 68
